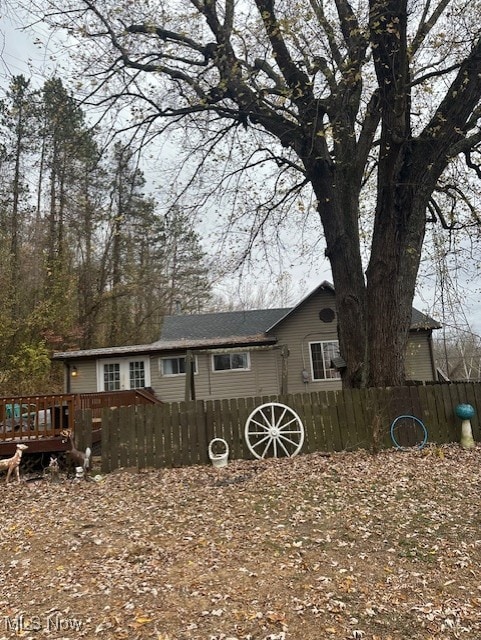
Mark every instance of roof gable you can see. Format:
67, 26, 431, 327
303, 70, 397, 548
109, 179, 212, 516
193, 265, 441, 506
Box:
264, 281, 441, 333
410, 307, 442, 330
265, 280, 335, 332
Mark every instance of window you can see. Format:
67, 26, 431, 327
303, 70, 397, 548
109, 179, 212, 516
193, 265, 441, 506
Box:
97, 358, 150, 391
129, 361, 146, 388
212, 352, 249, 371
161, 356, 197, 376
103, 363, 120, 391
309, 341, 341, 380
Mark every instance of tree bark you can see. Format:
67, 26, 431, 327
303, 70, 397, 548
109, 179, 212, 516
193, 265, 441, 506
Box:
309, 158, 367, 388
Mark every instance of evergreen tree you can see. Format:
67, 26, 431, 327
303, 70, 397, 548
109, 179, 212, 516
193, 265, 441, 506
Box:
0, 74, 214, 391
0, 75, 37, 320
159, 206, 212, 316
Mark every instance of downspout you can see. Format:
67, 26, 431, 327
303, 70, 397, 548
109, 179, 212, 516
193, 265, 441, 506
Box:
184, 350, 195, 401
280, 345, 289, 397
427, 330, 437, 381
66, 362, 71, 393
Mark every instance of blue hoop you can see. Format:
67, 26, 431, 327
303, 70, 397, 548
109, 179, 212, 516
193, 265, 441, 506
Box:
390, 415, 428, 450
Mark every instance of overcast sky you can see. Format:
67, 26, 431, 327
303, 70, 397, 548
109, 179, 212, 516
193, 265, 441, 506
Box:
0, 14, 52, 84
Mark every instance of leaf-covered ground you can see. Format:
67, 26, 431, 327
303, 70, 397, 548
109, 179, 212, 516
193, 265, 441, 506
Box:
1, 445, 481, 639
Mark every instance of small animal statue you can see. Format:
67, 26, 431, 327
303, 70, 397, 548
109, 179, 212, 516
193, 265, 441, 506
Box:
45, 455, 61, 482
0, 443, 28, 483
61, 430, 91, 478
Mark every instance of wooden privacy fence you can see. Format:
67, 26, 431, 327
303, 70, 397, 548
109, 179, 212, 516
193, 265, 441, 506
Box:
99, 382, 481, 472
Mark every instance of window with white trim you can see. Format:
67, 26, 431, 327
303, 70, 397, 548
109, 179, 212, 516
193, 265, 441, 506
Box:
129, 361, 146, 388
212, 352, 250, 371
161, 356, 197, 376
103, 363, 121, 391
309, 341, 341, 380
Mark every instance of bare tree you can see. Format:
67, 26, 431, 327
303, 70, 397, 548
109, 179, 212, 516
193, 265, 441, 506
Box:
434, 329, 481, 381
209, 272, 305, 311
29, 0, 481, 387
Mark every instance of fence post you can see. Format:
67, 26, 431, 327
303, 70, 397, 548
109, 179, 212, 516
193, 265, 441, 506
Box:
74, 409, 92, 451
101, 407, 112, 473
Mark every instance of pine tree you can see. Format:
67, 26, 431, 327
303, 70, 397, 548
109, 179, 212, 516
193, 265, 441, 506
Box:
0, 75, 37, 320
159, 206, 212, 316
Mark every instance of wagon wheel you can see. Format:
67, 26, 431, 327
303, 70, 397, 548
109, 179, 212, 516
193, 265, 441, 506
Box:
244, 402, 305, 460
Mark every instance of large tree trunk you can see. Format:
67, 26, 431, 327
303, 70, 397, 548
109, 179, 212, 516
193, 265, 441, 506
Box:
310, 159, 367, 389
365, 194, 427, 387
363, 0, 418, 387
312, 138, 430, 388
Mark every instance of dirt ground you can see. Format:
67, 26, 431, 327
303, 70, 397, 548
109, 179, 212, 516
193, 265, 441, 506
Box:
1, 444, 481, 640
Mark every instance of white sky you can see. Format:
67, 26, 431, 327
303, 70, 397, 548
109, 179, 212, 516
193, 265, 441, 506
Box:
0, 15, 55, 85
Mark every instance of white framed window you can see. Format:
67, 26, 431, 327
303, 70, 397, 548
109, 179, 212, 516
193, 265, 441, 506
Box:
97, 358, 150, 391
309, 341, 341, 381
129, 361, 146, 388
103, 362, 121, 390
160, 355, 197, 376
212, 352, 250, 372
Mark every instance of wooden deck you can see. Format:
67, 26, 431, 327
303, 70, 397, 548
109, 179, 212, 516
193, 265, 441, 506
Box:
0, 389, 162, 456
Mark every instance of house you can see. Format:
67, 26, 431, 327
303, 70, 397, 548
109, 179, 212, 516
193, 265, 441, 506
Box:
52, 282, 441, 402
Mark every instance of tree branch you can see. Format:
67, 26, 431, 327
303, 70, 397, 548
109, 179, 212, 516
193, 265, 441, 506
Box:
334, 0, 369, 64
355, 89, 381, 179
421, 38, 481, 155
410, 61, 462, 88
369, 0, 410, 142
464, 148, 481, 179
224, 0, 234, 37
254, 0, 313, 110
449, 129, 481, 157
410, 0, 451, 57
308, 0, 343, 69
125, 24, 205, 55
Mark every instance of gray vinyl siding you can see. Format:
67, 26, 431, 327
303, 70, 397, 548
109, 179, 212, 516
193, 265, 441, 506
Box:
153, 352, 189, 402
148, 354, 163, 393
154, 348, 281, 402
274, 289, 342, 393
405, 332, 435, 381
69, 360, 98, 393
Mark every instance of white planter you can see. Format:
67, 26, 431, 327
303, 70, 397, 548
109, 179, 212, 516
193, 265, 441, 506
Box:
208, 438, 229, 468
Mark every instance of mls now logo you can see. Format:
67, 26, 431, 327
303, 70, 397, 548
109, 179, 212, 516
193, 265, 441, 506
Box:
3, 613, 83, 633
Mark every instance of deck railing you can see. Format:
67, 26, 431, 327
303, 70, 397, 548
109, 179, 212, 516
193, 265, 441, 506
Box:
78, 389, 162, 420
0, 394, 76, 442
0, 389, 162, 445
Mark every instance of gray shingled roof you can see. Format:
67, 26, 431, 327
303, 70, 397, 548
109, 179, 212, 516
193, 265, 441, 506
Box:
160, 308, 290, 341
410, 307, 441, 330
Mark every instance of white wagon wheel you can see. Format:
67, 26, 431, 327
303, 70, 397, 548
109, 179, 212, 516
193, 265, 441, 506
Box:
244, 402, 305, 460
